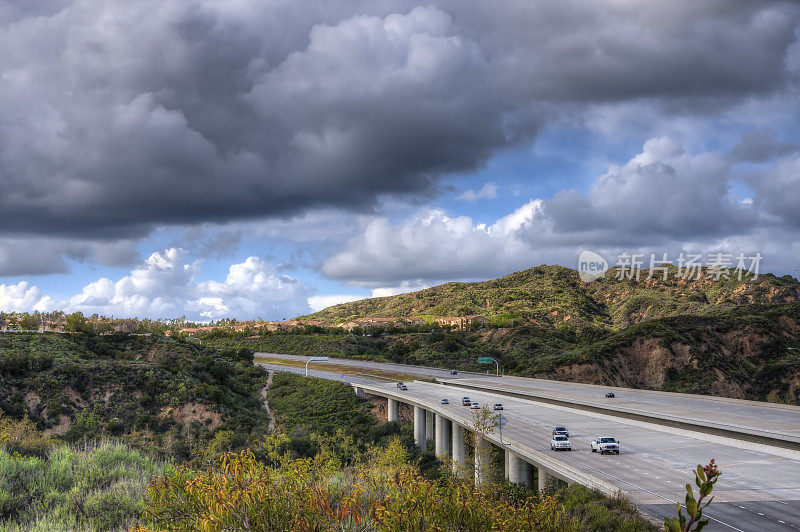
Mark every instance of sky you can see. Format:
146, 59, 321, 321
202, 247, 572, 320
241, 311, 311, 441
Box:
1, 0, 799, 321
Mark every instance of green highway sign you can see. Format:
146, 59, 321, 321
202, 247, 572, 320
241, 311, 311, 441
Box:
477, 357, 494, 364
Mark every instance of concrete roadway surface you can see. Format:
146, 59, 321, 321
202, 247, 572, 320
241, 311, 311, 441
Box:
255, 352, 493, 381
257, 352, 800, 443
257, 361, 800, 531
447, 375, 800, 443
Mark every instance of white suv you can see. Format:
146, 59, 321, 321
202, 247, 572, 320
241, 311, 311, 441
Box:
551, 435, 572, 451
590, 437, 620, 455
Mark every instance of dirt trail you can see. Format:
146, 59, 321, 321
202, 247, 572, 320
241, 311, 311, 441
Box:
260, 370, 276, 433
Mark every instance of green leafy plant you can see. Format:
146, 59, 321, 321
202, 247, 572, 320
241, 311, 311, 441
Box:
664, 459, 720, 532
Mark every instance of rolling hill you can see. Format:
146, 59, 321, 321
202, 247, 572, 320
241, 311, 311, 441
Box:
241, 265, 800, 403
302, 264, 800, 329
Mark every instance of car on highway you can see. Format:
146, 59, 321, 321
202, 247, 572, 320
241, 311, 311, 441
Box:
550, 435, 572, 451
462, 396, 472, 406
398, 384, 408, 390
591, 437, 620, 454
471, 402, 481, 409
450, 370, 458, 375
396, 382, 404, 388
605, 392, 615, 398
493, 403, 504, 410
552, 427, 569, 437
441, 398, 449, 404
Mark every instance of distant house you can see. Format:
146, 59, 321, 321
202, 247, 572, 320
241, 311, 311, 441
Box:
338, 317, 424, 331
436, 315, 488, 331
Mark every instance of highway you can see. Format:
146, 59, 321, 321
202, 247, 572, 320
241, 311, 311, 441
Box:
257, 352, 800, 446
445, 375, 800, 444
257, 360, 800, 531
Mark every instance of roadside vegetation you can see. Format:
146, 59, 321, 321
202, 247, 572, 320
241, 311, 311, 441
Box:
0, 332, 271, 460
1, 367, 665, 531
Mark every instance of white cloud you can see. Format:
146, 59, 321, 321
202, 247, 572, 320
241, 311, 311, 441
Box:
321, 201, 549, 286
193, 257, 312, 320
308, 294, 365, 312
321, 137, 800, 286
0, 281, 58, 313
3, 249, 313, 320
457, 182, 498, 201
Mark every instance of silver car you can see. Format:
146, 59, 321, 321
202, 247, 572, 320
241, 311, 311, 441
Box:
551, 435, 572, 451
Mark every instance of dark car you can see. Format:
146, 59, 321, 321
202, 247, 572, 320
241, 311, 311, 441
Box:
605, 392, 615, 398
441, 398, 449, 404
450, 370, 458, 375
552, 426, 569, 437
396, 382, 404, 388
493, 403, 504, 410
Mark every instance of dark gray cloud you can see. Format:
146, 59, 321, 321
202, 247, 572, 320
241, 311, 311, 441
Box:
731, 129, 800, 162
743, 155, 800, 227
1, 0, 797, 249
0, 237, 140, 276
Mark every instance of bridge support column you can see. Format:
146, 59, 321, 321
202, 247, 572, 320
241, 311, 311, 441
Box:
387, 398, 399, 422
451, 424, 466, 475
505, 450, 533, 488
354, 387, 365, 399
474, 436, 490, 486
413, 406, 426, 448
435, 415, 450, 458
538, 467, 553, 493
425, 410, 435, 442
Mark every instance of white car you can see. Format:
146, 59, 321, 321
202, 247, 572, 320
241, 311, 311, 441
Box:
471, 402, 481, 409
591, 437, 620, 454
550, 435, 571, 451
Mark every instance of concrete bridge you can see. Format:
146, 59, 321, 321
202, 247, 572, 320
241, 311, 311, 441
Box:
356, 382, 628, 496
259, 359, 800, 531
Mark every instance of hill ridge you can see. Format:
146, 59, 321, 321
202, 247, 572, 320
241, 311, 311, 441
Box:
303, 264, 800, 328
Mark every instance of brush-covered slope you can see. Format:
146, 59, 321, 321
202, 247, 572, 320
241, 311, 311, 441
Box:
0, 332, 269, 458
303, 265, 800, 328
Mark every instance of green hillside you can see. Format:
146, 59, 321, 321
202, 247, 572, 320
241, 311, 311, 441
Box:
211, 265, 800, 404
0, 332, 270, 459
302, 265, 800, 328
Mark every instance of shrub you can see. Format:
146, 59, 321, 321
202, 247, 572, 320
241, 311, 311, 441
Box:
138, 449, 580, 532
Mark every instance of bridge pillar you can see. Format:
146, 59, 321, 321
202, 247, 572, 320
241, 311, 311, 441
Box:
505, 450, 533, 488
354, 387, 365, 399
474, 436, 490, 486
451, 423, 466, 475
413, 406, 426, 448
435, 415, 450, 458
387, 398, 399, 422
538, 467, 554, 493
425, 410, 435, 442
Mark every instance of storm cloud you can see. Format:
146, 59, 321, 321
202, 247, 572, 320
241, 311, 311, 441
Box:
2, 0, 798, 244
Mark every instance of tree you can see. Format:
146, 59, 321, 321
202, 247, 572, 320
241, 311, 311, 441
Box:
65, 312, 90, 333
469, 405, 499, 485
19, 314, 40, 330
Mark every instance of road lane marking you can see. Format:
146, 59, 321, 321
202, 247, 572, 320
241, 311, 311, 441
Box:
724, 457, 785, 467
